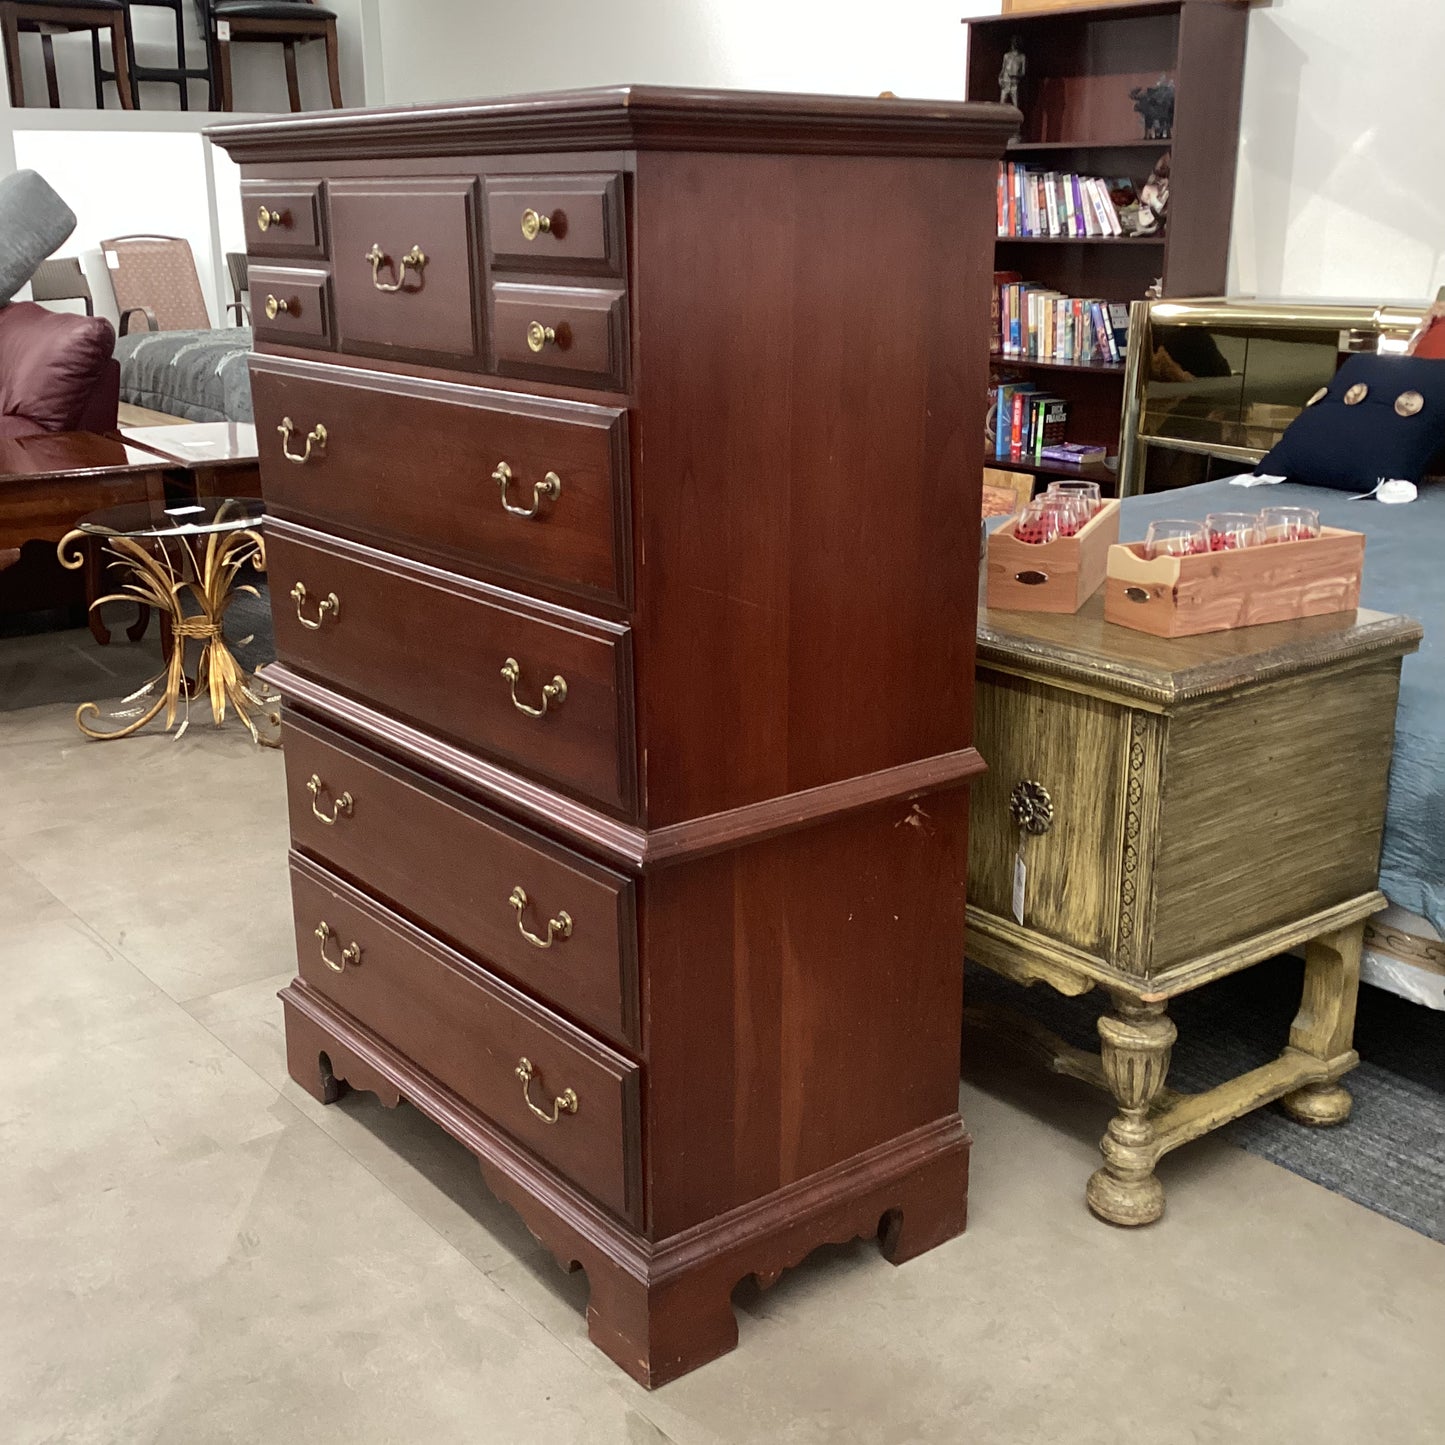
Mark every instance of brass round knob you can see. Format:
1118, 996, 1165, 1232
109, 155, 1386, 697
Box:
264, 294, 296, 320
520, 208, 553, 242
257, 205, 283, 232
526, 321, 557, 353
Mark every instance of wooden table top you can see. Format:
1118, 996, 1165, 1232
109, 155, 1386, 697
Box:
977, 590, 1423, 706
0, 430, 171, 483
120, 422, 258, 468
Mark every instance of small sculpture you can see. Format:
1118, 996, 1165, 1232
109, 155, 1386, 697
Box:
1135, 153, 1171, 237
1130, 74, 1176, 140
999, 37, 1026, 111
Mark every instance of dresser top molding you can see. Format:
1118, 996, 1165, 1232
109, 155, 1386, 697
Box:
977, 595, 1422, 708
206, 85, 1021, 163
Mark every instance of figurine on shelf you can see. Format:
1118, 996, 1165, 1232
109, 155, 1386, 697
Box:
1130, 75, 1175, 139
1135, 152, 1171, 237
999, 36, 1026, 112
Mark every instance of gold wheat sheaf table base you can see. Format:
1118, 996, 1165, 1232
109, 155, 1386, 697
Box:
57, 520, 280, 746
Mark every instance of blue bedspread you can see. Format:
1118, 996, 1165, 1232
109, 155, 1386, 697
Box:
1121, 479, 1442, 933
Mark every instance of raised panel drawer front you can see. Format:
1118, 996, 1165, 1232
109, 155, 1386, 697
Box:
248, 266, 332, 348
251, 356, 630, 605
486, 173, 625, 277
268, 520, 635, 815
329, 176, 482, 364
290, 853, 642, 1223
241, 180, 325, 258
282, 714, 638, 1046
492, 282, 628, 392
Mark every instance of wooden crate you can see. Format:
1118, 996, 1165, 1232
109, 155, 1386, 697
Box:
1103, 527, 1365, 637
986, 498, 1120, 613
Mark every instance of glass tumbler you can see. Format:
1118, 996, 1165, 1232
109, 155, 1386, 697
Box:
1014, 498, 1064, 546
1259, 506, 1321, 543
1143, 519, 1208, 559
1205, 512, 1265, 551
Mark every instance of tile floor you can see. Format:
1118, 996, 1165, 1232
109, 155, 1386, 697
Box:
3, 628, 1444, 1444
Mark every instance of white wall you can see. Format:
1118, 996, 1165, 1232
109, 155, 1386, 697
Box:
372, 0, 997, 103
1230, 0, 1445, 302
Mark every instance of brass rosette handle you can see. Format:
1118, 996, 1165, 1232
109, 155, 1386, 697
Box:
1009, 779, 1055, 836
277, 416, 326, 465
509, 885, 572, 949
291, 582, 339, 630
307, 773, 353, 825
315, 920, 361, 973
526, 321, 557, 352
366, 242, 427, 292
520, 207, 553, 241
264, 294, 297, 320
500, 657, 566, 717
492, 461, 561, 519
256, 205, 285, 232
515, 1057, 578, 1124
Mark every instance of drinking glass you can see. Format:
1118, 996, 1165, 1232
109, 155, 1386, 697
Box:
1205, 512, 1265, 551
1041, 491, 1089, 536
1259, 506, 1321, 543
1143, 519, 1207, 559
1014, 498, 1064, 546
1047, 479, 1103, 517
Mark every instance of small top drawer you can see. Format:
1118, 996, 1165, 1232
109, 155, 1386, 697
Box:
249, 265, 332, 349
329, 176, 483, 366
486, 173, 625, 277
492, 282, 628, 393
241, 180, 325, 258
281, 713, 639, 1048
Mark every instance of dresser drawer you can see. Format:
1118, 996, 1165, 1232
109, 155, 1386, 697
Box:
290, 853, 642, 1223
486, 173, 625, 277
241, 180, 325, 258
251, 356, 630, 605
249, 266, 332, 348
281, 713, 638, 1046
268, 520, 635, 815
492, 282, 628, 392
329, 176, 483, 365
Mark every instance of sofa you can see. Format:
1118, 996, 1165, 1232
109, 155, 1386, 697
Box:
0, 300, 120, 439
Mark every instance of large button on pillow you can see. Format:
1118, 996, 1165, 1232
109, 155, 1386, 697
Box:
1255, 353, 1445, 490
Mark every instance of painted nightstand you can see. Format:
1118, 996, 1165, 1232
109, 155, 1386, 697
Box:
967, 593, 1422, 1225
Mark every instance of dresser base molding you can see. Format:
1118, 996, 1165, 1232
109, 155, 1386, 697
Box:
282, 980, 970, 1386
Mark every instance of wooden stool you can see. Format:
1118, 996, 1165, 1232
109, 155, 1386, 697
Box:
0, 0, 134, 108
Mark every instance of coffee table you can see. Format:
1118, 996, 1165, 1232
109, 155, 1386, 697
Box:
966, 593, 1421, 1225
55, 496, 277, 745
121, 422, 260, 499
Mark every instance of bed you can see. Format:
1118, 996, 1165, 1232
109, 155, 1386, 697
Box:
113, 327, 254, 424
1116, 296, 1442, 1010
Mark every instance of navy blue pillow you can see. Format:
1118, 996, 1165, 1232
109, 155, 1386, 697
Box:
1256, 353, 1445, 490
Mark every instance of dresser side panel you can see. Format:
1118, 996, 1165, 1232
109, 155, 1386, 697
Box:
640, 792, 970, 1239
629, 149, 997, 825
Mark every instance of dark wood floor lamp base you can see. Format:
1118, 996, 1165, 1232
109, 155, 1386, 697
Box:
283, 982, 970, 1389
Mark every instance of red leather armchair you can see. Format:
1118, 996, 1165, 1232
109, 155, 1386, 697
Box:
0, 300, 119, 439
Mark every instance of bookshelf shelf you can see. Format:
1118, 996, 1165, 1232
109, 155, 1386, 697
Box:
985, 453, 1118, 487
967, 0, 1249, 497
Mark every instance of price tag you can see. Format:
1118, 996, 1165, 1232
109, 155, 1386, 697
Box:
217, 19, 231, 40
1012, 844, 1027, 926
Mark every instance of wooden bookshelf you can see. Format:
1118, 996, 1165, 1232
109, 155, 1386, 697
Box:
967, 0, 1250, 492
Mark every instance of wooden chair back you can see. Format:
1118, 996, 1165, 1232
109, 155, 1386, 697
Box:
98, 233, 212, 333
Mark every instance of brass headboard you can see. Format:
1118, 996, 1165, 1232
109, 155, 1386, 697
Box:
1117, 297, 1433, 496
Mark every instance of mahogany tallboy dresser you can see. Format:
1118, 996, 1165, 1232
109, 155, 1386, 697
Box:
211, 87, 1015, 1386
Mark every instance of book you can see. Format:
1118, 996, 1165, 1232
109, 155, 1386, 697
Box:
1040, 442, 1108, 466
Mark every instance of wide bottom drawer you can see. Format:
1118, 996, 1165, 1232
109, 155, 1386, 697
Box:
289, 852, 642, 1224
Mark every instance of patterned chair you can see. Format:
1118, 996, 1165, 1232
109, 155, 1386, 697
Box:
97, 233, 212, 335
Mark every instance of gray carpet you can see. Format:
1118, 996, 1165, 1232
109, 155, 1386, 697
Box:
967, 961, 1445, 1243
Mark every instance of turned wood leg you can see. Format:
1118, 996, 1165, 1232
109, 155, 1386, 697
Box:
2, 9, 25, 108
40, 30, 59, 107
126, 604, 151, 643
85, 541, 112, 646
215, 34, 233, 111
1280, 923, 1362, 1127
282, 38, 300, 111
108, 16, 134, 109
323, 18, 342, 107
1086, 996, 1177, 1226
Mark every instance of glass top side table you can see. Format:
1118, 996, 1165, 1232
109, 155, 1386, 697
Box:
57, 497, 278, 745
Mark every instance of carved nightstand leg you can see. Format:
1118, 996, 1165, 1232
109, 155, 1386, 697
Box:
1086, 997, 1177, 1226
1280, 922, 1362, 1127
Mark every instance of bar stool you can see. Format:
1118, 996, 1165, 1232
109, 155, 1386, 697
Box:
96, 0, 212, 109
194, 0, 341, 112
0, 0, 135, 108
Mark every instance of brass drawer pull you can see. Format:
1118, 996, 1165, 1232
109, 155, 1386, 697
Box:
315, 920, 360, 973
520, 207, 553, 241
307, 773, 353, 824
501, 657, 566, 717
515, 1057, 578, 1124
291, 582, 339, 630
256, 205, 286, 231
526, 321, 557, 352
264, 293, 298, 320
1009, 779, 1054, 836
277, 415, 327, 464
509, 885, 572, 949
492, 461, 561, 519
366, 242, 427, 292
